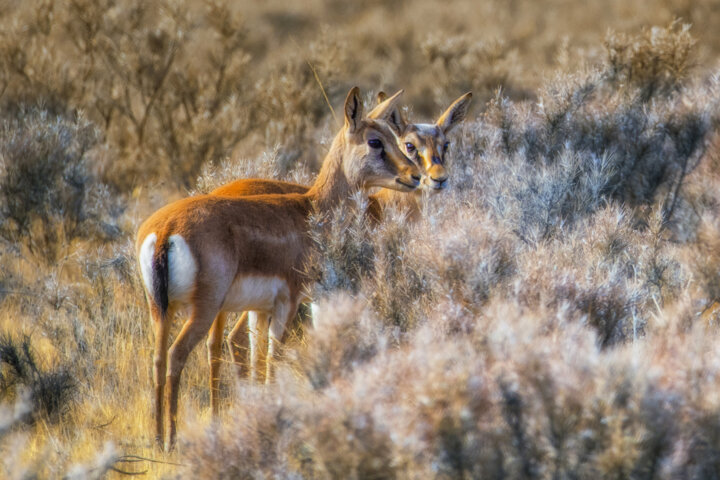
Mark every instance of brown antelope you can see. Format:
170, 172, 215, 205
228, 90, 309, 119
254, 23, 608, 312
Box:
208, 92, 472, 388
212, 91, 472, 218
136, 88, 420, 450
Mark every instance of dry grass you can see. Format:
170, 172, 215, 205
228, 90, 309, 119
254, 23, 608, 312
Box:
2, 1, 720, 478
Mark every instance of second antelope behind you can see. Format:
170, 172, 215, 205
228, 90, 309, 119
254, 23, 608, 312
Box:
135, 88, 420, 450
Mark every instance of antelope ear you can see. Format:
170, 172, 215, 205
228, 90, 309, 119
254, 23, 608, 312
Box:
376, 91, 407, 135
436, 92, 473, 134
367, 89, 404, 123
344, 87, 363, 133
389, 107, 407, 135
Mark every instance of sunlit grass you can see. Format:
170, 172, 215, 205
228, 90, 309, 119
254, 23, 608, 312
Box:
1, 1, 720, 478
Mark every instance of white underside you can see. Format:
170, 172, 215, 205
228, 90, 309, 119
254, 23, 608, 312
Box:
222, 275, 290, 313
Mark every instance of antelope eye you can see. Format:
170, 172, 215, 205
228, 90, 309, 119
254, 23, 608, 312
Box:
444, 142, 450, 151
405, 143, 416, 153
368, 139, 383, 149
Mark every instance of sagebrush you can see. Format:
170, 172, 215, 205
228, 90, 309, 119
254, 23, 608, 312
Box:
1, 2, 720, 478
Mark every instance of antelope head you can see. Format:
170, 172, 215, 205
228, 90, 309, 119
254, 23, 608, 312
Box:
340, 87, 421, 192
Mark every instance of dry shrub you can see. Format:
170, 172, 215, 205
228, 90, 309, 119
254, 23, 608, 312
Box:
0, 0, 360, 193
181, 380, 307, 479
3, 1, 720, 477
361, 208, 430, 331
181, 299, 720, 478
0, 107, 120, 265
0, 335, 76, 425
605, 21, 696, 100
297, 403, 398, 479
408, 204, 515, 315
306, 194, 375, 298
419, 35, 526, 111
482, 90, 711, 223
295, 296, 389, 390
692, 213, 720, 303
0, 0, 259, 191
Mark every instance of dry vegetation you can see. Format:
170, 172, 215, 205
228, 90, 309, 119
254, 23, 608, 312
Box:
2, 0, 720, 478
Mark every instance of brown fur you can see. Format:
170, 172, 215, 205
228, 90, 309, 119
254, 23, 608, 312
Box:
136, 88, 419, 450
213, 178, 308, 197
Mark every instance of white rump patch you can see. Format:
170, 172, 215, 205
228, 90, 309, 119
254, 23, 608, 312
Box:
222, 276, 289, 312
138, 233, 157, 296
139, 233, 198, 304
167, 234, 198, 302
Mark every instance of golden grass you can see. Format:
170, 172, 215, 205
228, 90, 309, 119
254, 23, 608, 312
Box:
1, 0, 720, 478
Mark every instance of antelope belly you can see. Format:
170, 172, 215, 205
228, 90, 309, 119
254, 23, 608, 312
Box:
222, 275, 289, 312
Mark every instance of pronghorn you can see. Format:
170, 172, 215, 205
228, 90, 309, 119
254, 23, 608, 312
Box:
209, 91, 472, 386
136, 88, 419, 450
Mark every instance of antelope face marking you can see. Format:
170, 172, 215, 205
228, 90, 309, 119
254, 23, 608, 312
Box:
402, 124, 450, 192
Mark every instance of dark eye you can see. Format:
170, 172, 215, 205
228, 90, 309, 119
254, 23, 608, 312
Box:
444, 142, 450, 151
368, 139, 383, 149
405, 143, 416, 153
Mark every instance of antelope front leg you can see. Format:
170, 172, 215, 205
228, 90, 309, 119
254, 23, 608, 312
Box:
206, 311, 226, 417
227, 311, 250, 379
248, 312, 269, 383
266, 300, 297, 383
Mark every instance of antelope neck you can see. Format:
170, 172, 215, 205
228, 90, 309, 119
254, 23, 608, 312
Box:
305, 132, 355, 212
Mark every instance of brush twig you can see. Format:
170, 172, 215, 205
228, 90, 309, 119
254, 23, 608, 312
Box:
307, 60, 338, 125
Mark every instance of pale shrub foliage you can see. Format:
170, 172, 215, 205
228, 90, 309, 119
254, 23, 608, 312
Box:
3, 4, 720, 478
